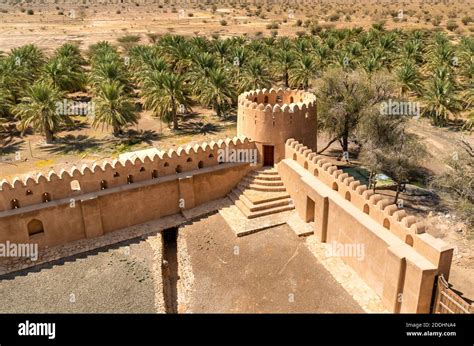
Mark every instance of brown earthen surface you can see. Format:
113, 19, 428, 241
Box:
179, 212, 364, 313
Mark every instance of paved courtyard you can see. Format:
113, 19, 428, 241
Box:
179, 212, 364, 313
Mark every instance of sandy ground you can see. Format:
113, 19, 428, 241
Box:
0, 1, 471, 53
178, 212, 364, 313
0, 108, 237, 181
0, 238, 160, 313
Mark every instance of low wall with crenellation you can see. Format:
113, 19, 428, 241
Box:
278, 138, 454, 313
0, 137, 256, 250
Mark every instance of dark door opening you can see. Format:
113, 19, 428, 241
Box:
162, 227, 178, 313
263, 145, 274, 166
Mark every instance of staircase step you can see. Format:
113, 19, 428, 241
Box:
247, 174, 281, 181
239, 182, 287, 192
239, 202, 295, 219
253, 169, 278, 175
230, 190, 293, 212
242, 177, 284, 186
241, 189, 291, 204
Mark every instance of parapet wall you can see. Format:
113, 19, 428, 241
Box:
0, 137, 256, 250
278, 139, 454, 313
237, 88, 317, 164
0, 137, 254, 212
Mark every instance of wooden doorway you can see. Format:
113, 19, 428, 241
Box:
263, 145, 274, 166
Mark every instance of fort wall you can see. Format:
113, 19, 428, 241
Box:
0, 137, 255, 249
237, 88, 317, 164
278, 139, 454, 313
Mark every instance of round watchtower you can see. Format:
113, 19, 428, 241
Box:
237, 88, 317, 166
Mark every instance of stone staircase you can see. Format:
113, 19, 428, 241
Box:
228, 167, 295, 219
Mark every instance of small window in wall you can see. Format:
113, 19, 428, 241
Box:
313, 168, 319, 177
290, 96, 294, 103
305, 112, 309, 119
26, 189, 33, 196
406, 235, 414, 247
42, 192, 51, 203
254, 97, 257, 102
293, 153, 297, 160
127, 175, 134, 184
264, 95, 268, 103
187, 158, 192, 163
304, 161, 308, 169
276, 95, 282, 103
140, 167, 146, 172
176, 165, 182, 173
198, 161, 204, 169
345, 191, 351, 201
164, 162, 169, 167
27, 219, 44, 237
113, 172, 120, 178
332, 182, 339, 191
100, 180, 108, 190
152, 170, 158, 179
208, 153, 214, 159
11, 199, 20, 209
70, 180, 81, 191
383, 218, 390, 230
363, 204, 370, 214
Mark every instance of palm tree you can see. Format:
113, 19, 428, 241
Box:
198, 68, 235, 117
142, 71, 192, 130
423, 77, 461, 126
9, 44, 46, 79
212, 39, 231, 64
289, 55, 318, 90
1, 45, 45, 103
395, 60, 422, 97
89, 59, 132, 92
92, 81, 138, 136
0, 87, 12, 118
239, 58, 272, 92
13, 81, 67, 143
189, 52, 218, 80
425, 33, 455, 72
0, 59, 17, 112
41, 56, 85, 92
129, 45, 168, 85
273, 49, 294, 88
159, 35, 193, 73
55, 43, 87, 67
314, 44, 331, 71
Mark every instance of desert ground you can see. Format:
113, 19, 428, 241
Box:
0, 0, 473, 54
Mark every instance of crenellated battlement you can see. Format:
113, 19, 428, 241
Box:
284, 138, 453, 277
0, 136, 255, 212
238, 88, 317, 164
238, 87, 316, 114
285, 138, 427, 240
